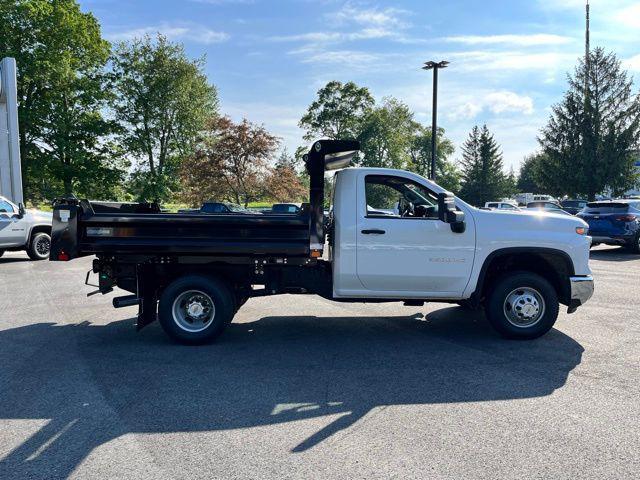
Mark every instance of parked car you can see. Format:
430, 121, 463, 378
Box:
560, 199, 588, 215
577, 200, 640, 252
526, 201, 571, 215
0, 195, 52, 260
50, 139, 593, 344
484, 201, 520, 211
267, 203, 302, 214
179, 202, 258, 215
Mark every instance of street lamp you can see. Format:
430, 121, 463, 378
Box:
422, 60, 449, 181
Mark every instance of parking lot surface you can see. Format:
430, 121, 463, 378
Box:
0, 246, 638, 479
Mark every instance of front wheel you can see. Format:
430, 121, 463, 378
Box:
158, 275, 235, 345
485, 272, 559, 340
27, 232, 51, 260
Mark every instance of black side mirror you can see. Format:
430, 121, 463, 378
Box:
437, 192, 466, 233
17, 203, 26, 218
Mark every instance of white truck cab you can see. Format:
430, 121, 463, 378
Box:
328, 167, 593, 338
0, 195, 52, 260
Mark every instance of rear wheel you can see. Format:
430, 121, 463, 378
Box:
27, 232, 51, 260
485, 272, 559, 340
158, 275, 235, 345
627, 233, 640, 254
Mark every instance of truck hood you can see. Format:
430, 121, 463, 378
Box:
473, 207, 587, 229
26, 209, 53, 224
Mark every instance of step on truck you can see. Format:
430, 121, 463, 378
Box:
50, 140, 594, 344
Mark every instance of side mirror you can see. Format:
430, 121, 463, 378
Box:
17, 203, 25, 218
437, 192, 466, 233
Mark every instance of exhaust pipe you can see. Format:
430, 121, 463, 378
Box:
113, 295, 139, 308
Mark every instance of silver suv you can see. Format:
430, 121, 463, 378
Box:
0, 196, 52, 260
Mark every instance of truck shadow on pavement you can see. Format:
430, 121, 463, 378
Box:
589, 246, 639, 262
0, 308, 583, 479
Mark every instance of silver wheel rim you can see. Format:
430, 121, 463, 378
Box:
503, 287, 546, 328
36, 236, 50, 256
171, 290, 216, 333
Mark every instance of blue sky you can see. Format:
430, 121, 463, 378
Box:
80, 0, 640, 171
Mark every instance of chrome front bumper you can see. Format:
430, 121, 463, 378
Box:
568, 275, 594, 313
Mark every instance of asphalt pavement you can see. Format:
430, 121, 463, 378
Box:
0, 246, 638, 479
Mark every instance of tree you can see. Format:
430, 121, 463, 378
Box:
0, 0, 125, 201
111, 34, 218, 202
538, 48, 640, 200
299, 80, 374, 141
180, 116, 279, 207
408, 126, 460, 192
517, 153, 546, 193
459, 125, 510, 206
264, 150, 307, 203
358, 97, 415, 169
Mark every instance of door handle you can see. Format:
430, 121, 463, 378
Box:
361, 229, 386, 235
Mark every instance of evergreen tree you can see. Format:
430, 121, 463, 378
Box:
517, 153, 546, 193
459, 125, 509, 206
538, 48, 640, 200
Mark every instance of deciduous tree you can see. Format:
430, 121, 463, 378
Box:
299, 80, 374, 141
111, 34, 218, 202
0, 0, 125, 200
180, 116, 279, 207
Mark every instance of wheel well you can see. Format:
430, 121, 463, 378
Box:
478, 250, 573, 305
29, 225, 52, 243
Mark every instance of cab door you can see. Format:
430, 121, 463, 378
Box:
0, 198, 26, 248
355, 173, 475, 297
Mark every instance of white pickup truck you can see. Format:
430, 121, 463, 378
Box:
50, 140, 594, 344
0, 195, 52, 260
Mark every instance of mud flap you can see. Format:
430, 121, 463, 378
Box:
136, 264, 158, 331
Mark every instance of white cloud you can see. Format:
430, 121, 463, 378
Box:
613, 3, 640, 28
625, 54, 640, 72
107, 23, 229, 44
297, 50, 384, 67
485, 91, 534, 114
443, 34, 573, 46
332, 4, 409, 29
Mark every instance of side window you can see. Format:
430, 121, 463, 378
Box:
0, 199, 15, 213
365, 175, 439, 219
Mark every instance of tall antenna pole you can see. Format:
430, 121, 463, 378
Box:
585, 0, 590, 60
585, 0, 590, 96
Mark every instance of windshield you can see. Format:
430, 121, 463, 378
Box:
584, 202, 629, 214
562, 200, 586, 208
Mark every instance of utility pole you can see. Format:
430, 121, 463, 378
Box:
585, 0, 590, 95
422, 60, 449, 181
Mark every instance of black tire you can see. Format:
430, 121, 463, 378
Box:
485, 272, 559, 340
27, 232, 51, 260
0, 249, 4, 258
158, 275, 235, 345
627, 233, 640, 254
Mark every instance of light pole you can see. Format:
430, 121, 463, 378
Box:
422, 60, 449, 181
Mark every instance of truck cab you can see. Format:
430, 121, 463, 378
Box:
0, 195, 52, 260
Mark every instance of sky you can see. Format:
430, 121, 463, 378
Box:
79, 0, 640, 172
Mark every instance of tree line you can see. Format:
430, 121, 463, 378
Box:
2, 0, 638, 208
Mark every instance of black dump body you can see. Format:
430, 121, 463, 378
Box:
51, 199, 311, 259
50, 140, 359, 262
